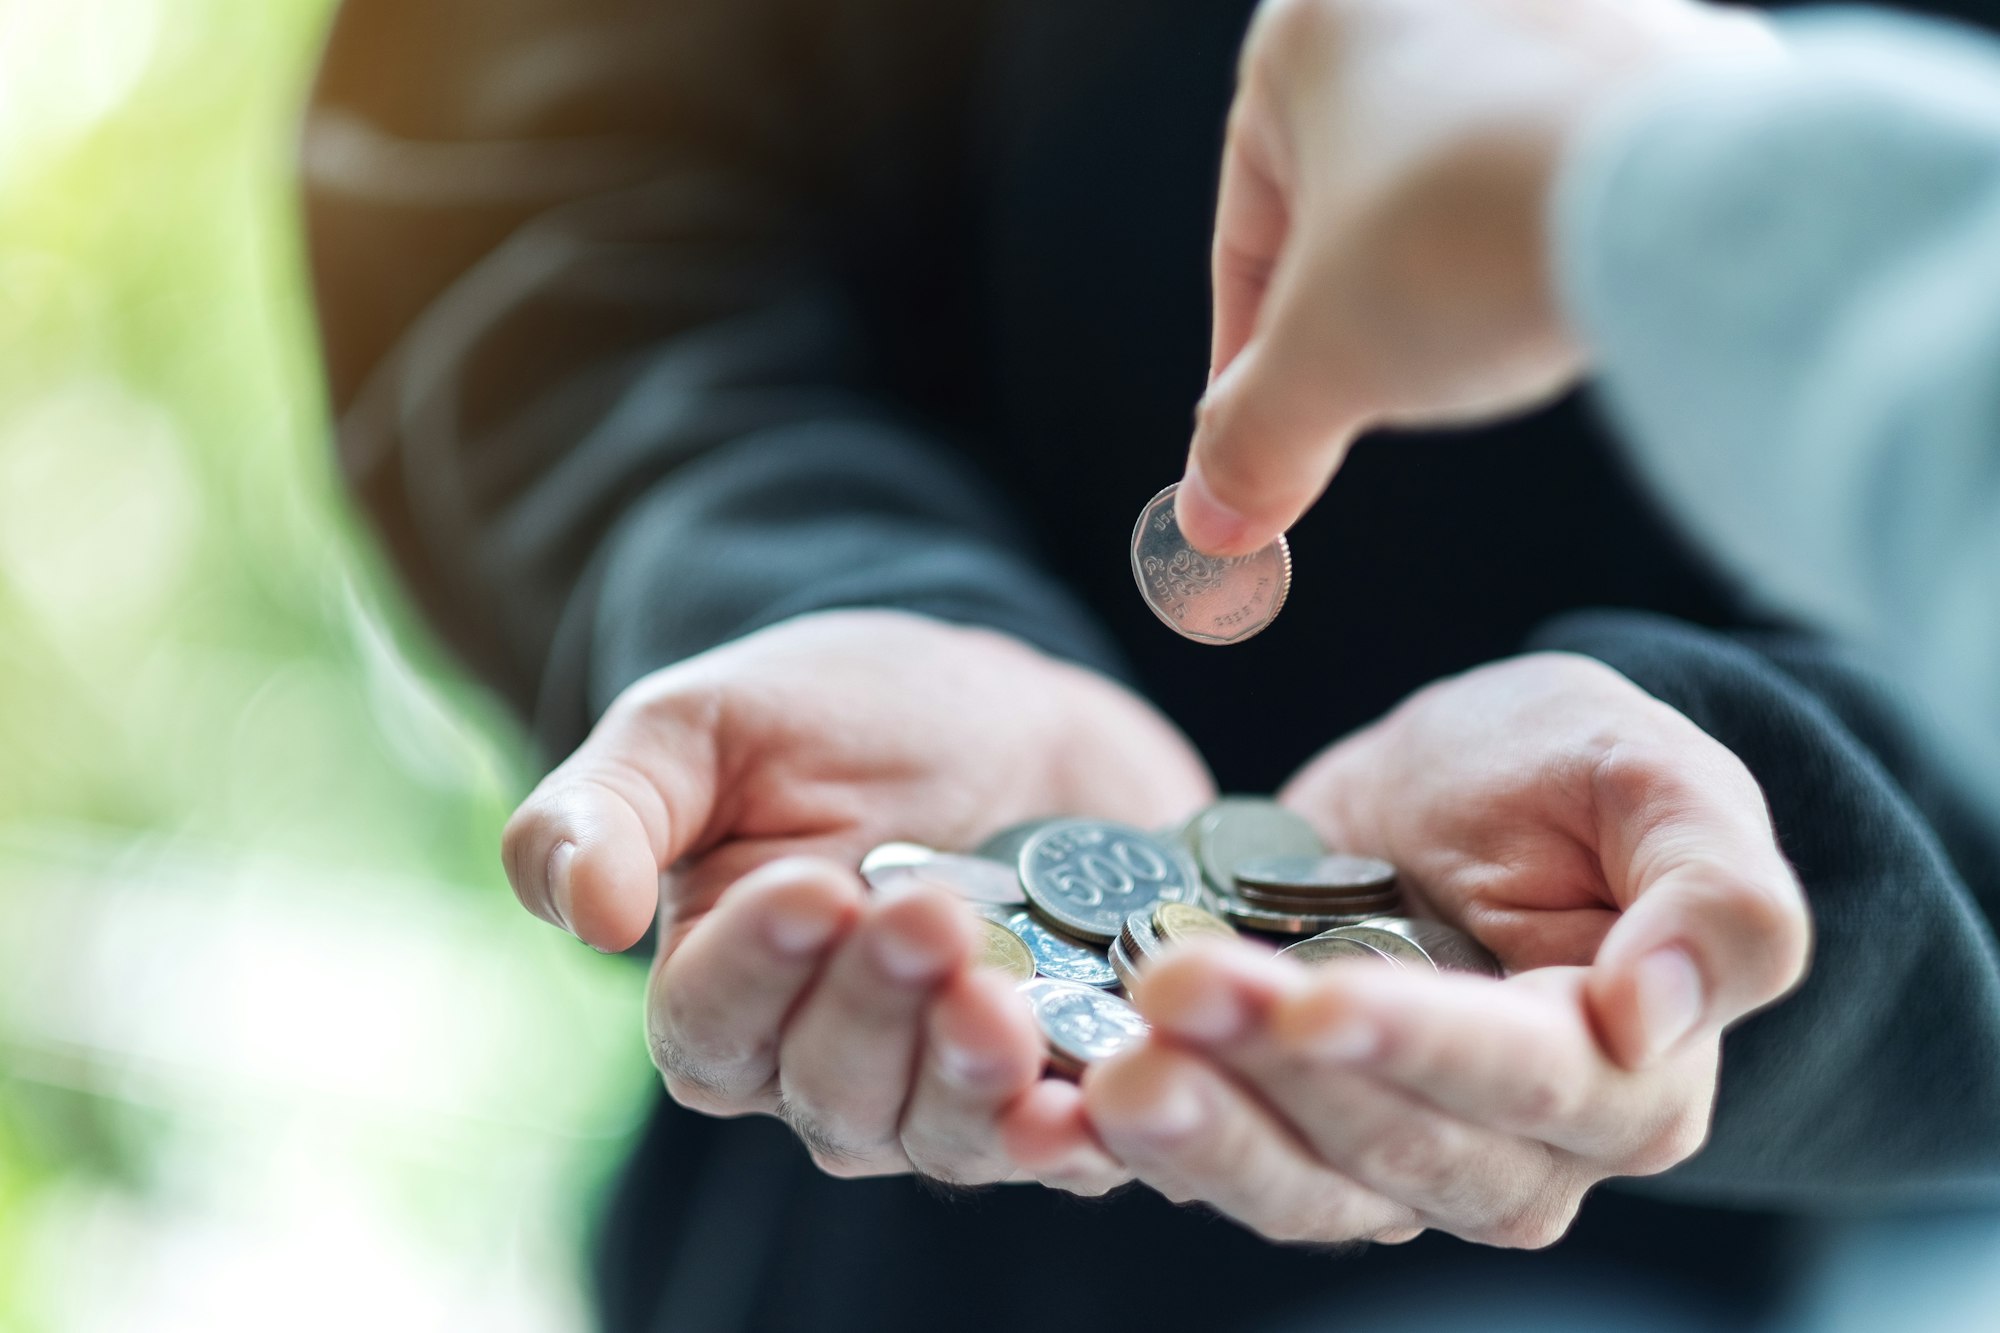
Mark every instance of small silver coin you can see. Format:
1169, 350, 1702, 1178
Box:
1353, 916, 1504, 978
1233, 853, 1399, 897
1021, 978, 1150, 1076
1216, 894, 1389, 937
1108, 934, 1144, 993
1278, 932, 1405, 968
858, 845, 1025, 905
1123, 907, 1166, 961
1020, 818, 1199, 944
1232, 880, 1401, 912
1318, 924, 1434, 970
1004, 909, 1120, 989
1131, 483, 1292, 646
1188, 799, 1324, 896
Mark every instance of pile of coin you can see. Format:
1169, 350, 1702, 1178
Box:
857, 799, 1501, 1077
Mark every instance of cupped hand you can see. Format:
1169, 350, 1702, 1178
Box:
1027, 652, 1811, 1246
1178, 0, 1781, 555
502, 610, 1213, 1185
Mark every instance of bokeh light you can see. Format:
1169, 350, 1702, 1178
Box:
0, 3, 651, 1329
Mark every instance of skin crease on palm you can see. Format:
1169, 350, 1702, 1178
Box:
502, 604, 1811, 1243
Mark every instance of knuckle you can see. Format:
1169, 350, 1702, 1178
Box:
1626, 1109, 1712, 1177
1486, 1196, 1580, 1251
653, 1041, 756, 1116
780, 1098, 897, 1178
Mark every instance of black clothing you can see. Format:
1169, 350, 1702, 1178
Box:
303, 1, 2000, 1328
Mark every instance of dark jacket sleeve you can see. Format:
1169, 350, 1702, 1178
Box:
1535, 610, 2000, 1206
302, 0, 1122, 759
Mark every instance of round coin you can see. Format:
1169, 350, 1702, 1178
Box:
1188, 798, 1324, 895
1153, 901, 1238, 948
865, 848, 1026, 905
974, 819, 1059, 867
1355, 916, 1504, 977
1019, 818, 1199, 944
1107, 935, 1143, 993
1003, 909, 1120, 989
1318, 924, 1434, 971
1021, 979, 1151, 1076
973, 917, 1037, 982
1278, 932, 1405, 968
1121, 907, 1165, 965
1216, 894, 1390, 936
1130, 483, 1292, 645
1233, 853, 1399, 897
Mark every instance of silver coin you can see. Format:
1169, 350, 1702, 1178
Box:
858, 845, 1025, 905
1121, 907, 1165, 964
1353, 916, 1504, 978
1233, 853, 1399, 897
1021, 978, 1150, 1075
1188, 799, 1324, 895
1232, 883, 1403, 914
1317, 924, 1435, 970
974, 820, 1059, 866
1019, 818, 1199, 944
1215, 894, 1390, 936
1107, 934, 1144, 993
1279, 932, 1405, 968
1130, 482, 1292, 646
1004, 909, 1120, 989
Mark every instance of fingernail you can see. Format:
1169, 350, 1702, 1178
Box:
1634, 946, 1704, 1063
545, 840, 577, 933
1176, 463, 1252, 556
766, 902, 840, 958
1128, 1080, 1205, 1142
873, 918, 951, 984
1156, 976, 1244, 1044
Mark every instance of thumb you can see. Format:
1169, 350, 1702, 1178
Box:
1178, 283, 1374, 557
501, 693, 720, 953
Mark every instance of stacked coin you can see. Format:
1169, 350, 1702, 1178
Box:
1279, 916, 1502, 978
855, 799, 1498, 1076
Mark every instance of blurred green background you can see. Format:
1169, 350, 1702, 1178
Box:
0, 2, 652, 1328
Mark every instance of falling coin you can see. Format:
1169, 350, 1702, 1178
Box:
1130, 483, 1291, 646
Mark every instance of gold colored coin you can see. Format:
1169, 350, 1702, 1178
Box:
974, 917, 1037, 982
1153, 901, 1239, 948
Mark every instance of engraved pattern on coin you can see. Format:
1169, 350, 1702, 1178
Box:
1130, 483, 1291, 645
1279, 932, 1404, 968
1005, 910, 1120, 988
1020, 818, 1197, 943
1153, 901, 1238, 948
973, 917, 1037, 982
1022, 979, 1150, 1072
1356, 916, 1504, 977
